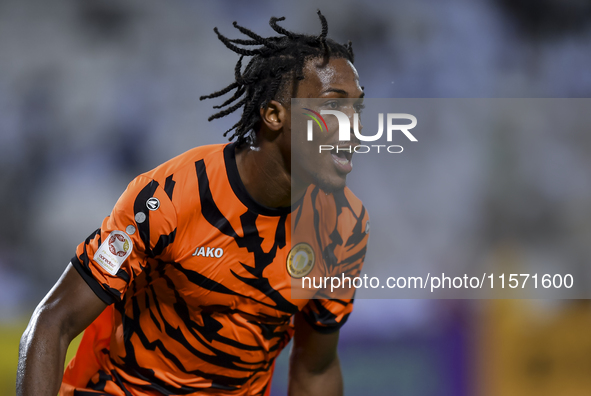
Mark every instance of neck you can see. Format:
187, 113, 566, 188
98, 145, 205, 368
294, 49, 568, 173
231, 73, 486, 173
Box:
234, 142, 308, 209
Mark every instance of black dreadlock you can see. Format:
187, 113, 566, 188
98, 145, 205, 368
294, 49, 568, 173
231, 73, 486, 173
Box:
200, 10, 355, 146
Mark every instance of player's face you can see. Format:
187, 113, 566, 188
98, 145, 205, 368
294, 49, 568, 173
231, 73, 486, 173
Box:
285, 57, 364, 194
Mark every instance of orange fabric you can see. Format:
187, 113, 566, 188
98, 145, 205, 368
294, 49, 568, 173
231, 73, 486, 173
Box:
61, 305, 114, 392
61, 143, 369, 396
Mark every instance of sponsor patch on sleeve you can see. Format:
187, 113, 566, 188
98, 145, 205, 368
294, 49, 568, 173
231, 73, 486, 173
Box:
93, 231, 133, 275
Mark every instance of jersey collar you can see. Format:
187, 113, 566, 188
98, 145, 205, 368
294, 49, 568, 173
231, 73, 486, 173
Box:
224, 142, 292, 217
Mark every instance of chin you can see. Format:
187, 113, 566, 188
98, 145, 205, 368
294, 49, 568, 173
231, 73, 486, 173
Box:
313, 174, 347, 195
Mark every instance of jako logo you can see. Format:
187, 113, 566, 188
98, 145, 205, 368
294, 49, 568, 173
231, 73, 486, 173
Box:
306, 110, 418, 154
192, 246, 224, 258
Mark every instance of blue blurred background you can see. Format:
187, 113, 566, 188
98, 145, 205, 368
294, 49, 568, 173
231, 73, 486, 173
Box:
2, 0, 591, 395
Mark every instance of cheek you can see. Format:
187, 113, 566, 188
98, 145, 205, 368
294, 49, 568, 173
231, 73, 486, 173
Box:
325, 119, 340, 138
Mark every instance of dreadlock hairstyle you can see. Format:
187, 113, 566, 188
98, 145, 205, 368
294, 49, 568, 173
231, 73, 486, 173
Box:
200, 10, 355, 146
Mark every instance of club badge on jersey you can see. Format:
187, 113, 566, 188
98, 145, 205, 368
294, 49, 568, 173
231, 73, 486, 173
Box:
286, 243, 315, 278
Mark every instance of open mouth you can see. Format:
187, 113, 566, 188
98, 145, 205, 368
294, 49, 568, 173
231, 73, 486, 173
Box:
330, 145, 354, 172
331, 147, 352, 163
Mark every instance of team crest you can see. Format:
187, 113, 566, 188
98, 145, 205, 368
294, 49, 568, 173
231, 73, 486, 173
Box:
286, 243, 315, 278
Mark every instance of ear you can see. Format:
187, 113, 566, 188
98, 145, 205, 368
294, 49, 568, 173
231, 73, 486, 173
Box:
260, 100, 286, 132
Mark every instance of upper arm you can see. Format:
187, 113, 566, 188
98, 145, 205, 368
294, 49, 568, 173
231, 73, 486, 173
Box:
29, 262, 107, 342
289, 314, 344, 396
17, 263, 107, 396
291, 312, 339, 373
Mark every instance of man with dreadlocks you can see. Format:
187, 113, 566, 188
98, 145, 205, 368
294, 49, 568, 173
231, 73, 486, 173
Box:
18, 11, 368, 396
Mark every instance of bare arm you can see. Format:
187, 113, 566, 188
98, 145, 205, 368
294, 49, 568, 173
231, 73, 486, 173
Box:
17, 263, 107, 396
288, 313, 343, 396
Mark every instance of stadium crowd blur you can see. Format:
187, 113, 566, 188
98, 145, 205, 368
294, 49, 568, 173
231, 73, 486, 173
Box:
2, 0, 591, 395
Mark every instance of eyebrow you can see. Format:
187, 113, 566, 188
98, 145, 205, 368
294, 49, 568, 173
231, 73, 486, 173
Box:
322, 88, 365, 98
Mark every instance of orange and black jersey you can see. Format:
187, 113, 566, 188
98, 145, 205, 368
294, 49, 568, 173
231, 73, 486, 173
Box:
62, 143, 369, 396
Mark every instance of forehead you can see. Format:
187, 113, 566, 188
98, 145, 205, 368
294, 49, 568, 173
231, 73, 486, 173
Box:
296, 57, 362, 98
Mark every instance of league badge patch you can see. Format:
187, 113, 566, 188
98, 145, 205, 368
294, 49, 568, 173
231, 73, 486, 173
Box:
93, 231, 133, 275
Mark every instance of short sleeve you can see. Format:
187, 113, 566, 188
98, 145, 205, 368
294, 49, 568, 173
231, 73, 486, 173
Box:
71, 175, 177, 304
301, 203, 369, 333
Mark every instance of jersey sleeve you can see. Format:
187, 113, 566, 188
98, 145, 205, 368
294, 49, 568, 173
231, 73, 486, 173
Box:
301, 204, 369, 333
71, 175, 177, 305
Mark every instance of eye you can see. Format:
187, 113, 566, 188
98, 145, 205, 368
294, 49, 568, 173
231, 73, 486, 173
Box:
324, 100, 339, 109
354, 102, 365, 113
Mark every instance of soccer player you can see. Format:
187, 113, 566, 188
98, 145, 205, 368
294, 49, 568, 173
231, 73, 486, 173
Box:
17, 11, 368, 396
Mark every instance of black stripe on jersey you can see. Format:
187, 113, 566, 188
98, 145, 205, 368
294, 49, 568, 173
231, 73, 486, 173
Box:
309, 187, 338, 270
149, 263, 290, 352
196, 158, 299, 315
310, 186, 323, 253
148, 264, 274, 354
171, 261, 241, 296
140, 264, 163, 333
292, 196, 304, 231
128, 269, 269, 374
71, 255, 118, 305
231, 211, 298, 314
144, 290, 162, 332
164, 174, 176, 201
86, 228, 102, 245
331, 298, 352, 307
73, 228, 127, 304
346, 205, 367, 248
140, 266, 168, 335
172, 258, 291, 310
117, 290, 253, 389
259, 382, 270, 396
133, 180, 159, 257
248, 320, 289, 341
118, 361, 229, 395
339, 245, 367, 268
110, 370, 135, 396
330, 189, 355, 241
152, 229, 176, 257
311, 187, 365, 272
333, 189, 354, 216
157, 267, 270, 358
195, 160, 239, 238
223, 142, 291, 217
115, 268, 130, 283
302, 300, 351, 334
81, 369, 112, 394
77, 228, 101, 268
233, 214, 298, 314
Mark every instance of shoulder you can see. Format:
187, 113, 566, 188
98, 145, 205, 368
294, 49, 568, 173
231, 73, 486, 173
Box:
312, 186, 368, 226
334, 187, 369, 242
299, 185, 369, 253
141, 143, 229, 185
113, 143, 230, 228
340, 187, 367, 220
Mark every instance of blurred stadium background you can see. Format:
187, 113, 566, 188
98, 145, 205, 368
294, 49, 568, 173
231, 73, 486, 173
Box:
2, 0, 591, 395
